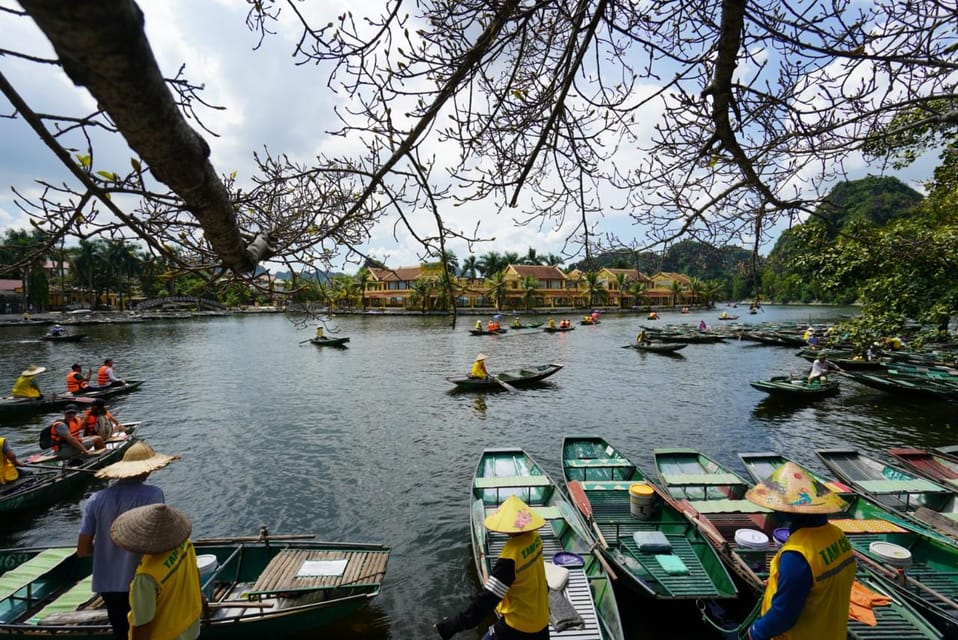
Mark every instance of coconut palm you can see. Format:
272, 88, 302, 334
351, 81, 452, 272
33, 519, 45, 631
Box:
355, 267, 371, 311
478, 251, 504, 278
669, 281, 686, 309
521, 247, 543, 265
582, 271, 609, 308
614, 273, 631, 309
628, 280, 647, 308
520, 275, 540, 310
461, 255, 480, 279
485, 271, 508, 311
409, 276, 435, 313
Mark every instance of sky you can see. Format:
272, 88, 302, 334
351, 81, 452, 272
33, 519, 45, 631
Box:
0, 1, 937, 272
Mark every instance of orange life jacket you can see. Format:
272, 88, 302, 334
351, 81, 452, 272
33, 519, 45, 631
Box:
49, 416, 83, 452
82, 410, 113, 436
97, 365, 110, 387
66, 371, 88, 393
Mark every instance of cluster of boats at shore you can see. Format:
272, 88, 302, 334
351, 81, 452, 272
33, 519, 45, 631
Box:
471, 439, 958, 640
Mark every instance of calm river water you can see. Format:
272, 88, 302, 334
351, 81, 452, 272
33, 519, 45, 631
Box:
1, 306, 954, 639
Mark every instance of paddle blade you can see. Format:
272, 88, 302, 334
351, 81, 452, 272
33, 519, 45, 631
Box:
566, 480, 593, 519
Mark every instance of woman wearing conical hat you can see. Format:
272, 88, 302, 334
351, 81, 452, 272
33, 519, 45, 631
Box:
436, 495, 549, 639
11, 365, 46, 399
746, 462, 856, 640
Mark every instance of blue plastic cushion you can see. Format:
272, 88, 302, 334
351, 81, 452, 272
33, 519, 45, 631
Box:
632, 531, 672, 554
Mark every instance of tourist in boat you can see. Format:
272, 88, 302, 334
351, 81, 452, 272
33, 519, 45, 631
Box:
83, 398, 125, 440
648, 311, 659, 320
475, 319, 483, 330
49, 323, 65, 336
548, 318, 556, 329
435, 495, 549, 640
802, 326, 814, 342
488, 320, 500, 332
11, 365, 46, 398
1, 436, 28, 483
745, 462, 855, 640
807, 353, 842, 384
806, 333, 820, 348
469, 353, 489, 380
66, 362, 96, 394
51, 404, 105, 459
699, 320, 708, 331
636, 330, 650, 345
111, 503, 202, 640
97, 358, 126, 388
79, 442, 177, 640
512, 317, 522, 328
720, 311, 729, 319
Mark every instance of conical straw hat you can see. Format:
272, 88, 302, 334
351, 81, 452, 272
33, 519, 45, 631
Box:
475, 353, 488, 361
483, 495, 546, 533
111, 504, 192, 554
746, 462, 848, 514
95, 442, 179, 479
21, 365, 46, 376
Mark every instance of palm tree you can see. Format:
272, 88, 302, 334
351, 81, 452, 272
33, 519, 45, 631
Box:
628, 280, 647, 308
701, 280, 725, 308
355, 267, 371, 311
614, 273, 630, 309
503, 251, 521, 269
478, 251, 503, 278
669, 281, 686, 309
520, 275, 539, 310
437, 249, 460, 276
71, 239, 107, 307
543, 253, 565, 267
486, 272, 508, 311
686, 277, 705, 308
409, 277, 435, 313
461, 255, 480, 279
522, 247, 543, 265
582, 271, 608, 308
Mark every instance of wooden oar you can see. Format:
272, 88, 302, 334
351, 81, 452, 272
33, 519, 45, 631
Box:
556, 500, 616, 580
491, 375, 518, 393
20, 462, 99, 474
566, 480, 609, 549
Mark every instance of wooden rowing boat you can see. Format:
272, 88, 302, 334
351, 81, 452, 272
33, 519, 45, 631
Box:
543, 326, 575, 333
308, 336, 350, 347
624, 342, 687, 354
0, 424, 140, 514
447, 363, 563, 391
748, 376, 840, 397
816, 448, 958, 539
471, 448, 625, 640
888, 448, 958, 489
739, 451, 958, 635
560, 437, 737, 600
510, 322, 544, 329
469, 328, 508, 335
0, 381, 144, 419
40, 334, 87, 343
0, 533, 389, 640
843, 371, 958, 401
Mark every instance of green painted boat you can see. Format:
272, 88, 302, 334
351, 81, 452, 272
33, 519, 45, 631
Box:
308, 336, 350, 347
888, 448, 958, 489
0, 382, 144, 419
471, 448, 625, 640
0, 533, 389, 640
749, 375, 840, 397
816, 448, 958, 538
0, 424, 141, 515
624, 342, 687, 354
543, 326, 575, 333
739, 451, 958, 636
560, 437, 737, 600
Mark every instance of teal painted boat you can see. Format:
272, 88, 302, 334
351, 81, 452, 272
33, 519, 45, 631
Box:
816, 448, 958, 539
739, 451, 958, 636
308, 336, 350, 347
447, 363, 563, 391
749, 376, 839, 397
472, 448, 625, 640
0, 533, 389, 640
560, 437, 737, 600
0, 424, 140, 515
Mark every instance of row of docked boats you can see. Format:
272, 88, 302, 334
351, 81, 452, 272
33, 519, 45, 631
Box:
470, 440, 958, 639
0, 381, 144, 419
0, 420, 391, 640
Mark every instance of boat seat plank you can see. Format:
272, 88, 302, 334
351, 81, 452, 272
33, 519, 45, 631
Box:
661, 473, 743, 486
857, 479, 946, 494
0, 548, 75, 601
248, 549, 388, 595
565, 460, 633, 469
579, 481, 635, 491
28, 575, 95, 623
688, 499, 770, 514
474, 475, 551, 489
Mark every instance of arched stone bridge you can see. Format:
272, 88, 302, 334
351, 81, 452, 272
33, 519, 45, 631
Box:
136, 296, 227, 311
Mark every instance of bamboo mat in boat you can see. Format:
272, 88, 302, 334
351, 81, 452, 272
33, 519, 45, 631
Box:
250, 549, 388, 594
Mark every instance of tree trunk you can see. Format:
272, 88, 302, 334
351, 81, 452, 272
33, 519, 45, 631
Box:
21, 0, 264, 273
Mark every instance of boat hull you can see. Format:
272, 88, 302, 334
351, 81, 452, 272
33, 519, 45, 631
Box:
447, 363, 563, 390
0, 382, 144, 419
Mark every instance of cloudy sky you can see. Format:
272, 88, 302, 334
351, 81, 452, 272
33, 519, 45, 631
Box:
0, 1, 934, 271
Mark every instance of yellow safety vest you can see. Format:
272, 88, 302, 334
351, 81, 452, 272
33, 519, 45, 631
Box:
11, 376, 40, 399
761, 524, 856, 640
0, 437, 18, 484
128, 540, 202, 640
495, 531, 549, 634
